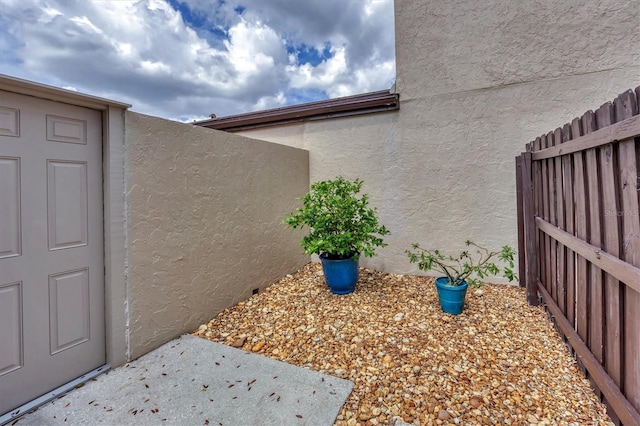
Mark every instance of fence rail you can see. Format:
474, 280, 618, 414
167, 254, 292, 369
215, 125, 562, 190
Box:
515, 87, 640, 425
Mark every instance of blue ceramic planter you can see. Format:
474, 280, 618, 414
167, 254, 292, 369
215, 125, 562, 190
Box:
319, 254, 359, 295
435, 277, 468, 315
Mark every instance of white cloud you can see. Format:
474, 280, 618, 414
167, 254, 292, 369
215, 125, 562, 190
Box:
39, 6, 62, 23
69, 16, 104, 35
252, 91, 287, 111
288, 46, 348, 91
225, 20, 284, 75
0, 0, 396, 120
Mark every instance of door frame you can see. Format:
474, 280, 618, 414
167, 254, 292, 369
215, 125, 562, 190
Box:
0, 74, 130, 367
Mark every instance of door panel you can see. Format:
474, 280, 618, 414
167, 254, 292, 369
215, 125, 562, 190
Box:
0, 91, 104, 416
47, 160, 88, 250
49, 268, 90, 355
46, 115, 87, 144
0, 281, 23, 376
0, 157, 21, 258
0, 106, 19, 137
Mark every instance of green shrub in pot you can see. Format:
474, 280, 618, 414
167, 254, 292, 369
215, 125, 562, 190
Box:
284, 176, 389, 293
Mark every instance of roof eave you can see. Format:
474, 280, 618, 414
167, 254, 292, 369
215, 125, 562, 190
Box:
194, 90, 399, 132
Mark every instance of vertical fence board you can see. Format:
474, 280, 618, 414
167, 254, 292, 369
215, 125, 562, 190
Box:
572, 117, 589, 348
548, 131, 559, 306
533, 137, 545, 290
614, 91, 640, 414
541, 135, 552, 292
522, 152, 539, 306
562, 123, 576, 326
583, 111, 605, 367
596, 101, 623, 425
554, 127, 567, 314
545, 134, 555, 295
516, 156, 526, 287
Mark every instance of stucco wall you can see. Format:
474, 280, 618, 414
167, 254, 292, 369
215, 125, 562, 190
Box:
125, 112, 309, 359
236, 0, 639, 281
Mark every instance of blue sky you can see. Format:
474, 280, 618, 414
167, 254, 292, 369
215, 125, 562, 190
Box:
0, 0, 396, 121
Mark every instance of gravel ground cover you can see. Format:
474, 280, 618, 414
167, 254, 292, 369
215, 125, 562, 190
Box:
194, 263, 612, 425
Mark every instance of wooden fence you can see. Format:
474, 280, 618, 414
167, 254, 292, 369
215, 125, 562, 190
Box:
515, 87, 640, 425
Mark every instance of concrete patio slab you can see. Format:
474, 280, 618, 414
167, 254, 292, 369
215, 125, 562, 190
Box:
13, 335, 353, 426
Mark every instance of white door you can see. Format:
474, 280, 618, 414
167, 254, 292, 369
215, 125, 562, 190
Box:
0, 91, 105, 415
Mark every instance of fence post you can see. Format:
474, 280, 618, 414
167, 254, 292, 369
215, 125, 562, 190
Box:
515, 155, 526, 288
521, 152, 539, 305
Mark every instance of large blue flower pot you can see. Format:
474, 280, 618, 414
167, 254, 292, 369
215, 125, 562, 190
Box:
435, 277, 469, 315
319, 254, 359, 295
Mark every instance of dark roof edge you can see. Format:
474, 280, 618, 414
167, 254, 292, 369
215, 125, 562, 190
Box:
194, 90, 399, 132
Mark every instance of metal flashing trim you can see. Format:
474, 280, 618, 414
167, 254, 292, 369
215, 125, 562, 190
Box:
0, 364, 111, 426
195, 90, 399, 132
0, 364, 109, 425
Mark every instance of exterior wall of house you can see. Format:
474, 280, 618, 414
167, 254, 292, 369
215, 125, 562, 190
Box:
124, 112, 309, 359
236, 0, 640, 281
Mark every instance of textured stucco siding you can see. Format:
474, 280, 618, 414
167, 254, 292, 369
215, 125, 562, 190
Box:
237, 0, 639, 280
395, 0, 639, 99
125, 112, 309, 359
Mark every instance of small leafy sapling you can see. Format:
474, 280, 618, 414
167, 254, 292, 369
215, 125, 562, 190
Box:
406, 240, 516, 287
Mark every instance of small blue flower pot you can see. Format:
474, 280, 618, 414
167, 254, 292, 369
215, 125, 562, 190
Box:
319, 254, 359, 295
435, 277, 468, 315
